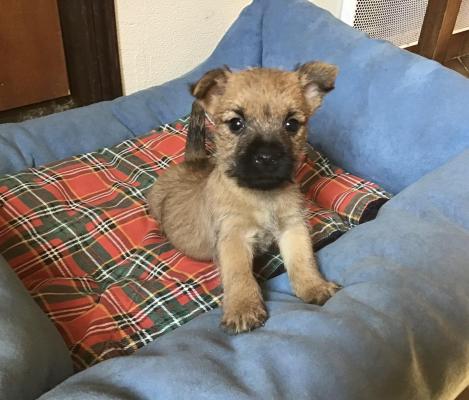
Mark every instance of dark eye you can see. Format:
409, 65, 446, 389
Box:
284, 118, 300, 133
228, 117, 245, 133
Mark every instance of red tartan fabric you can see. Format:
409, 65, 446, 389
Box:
0, 116, 390, 370
298, 146, 389, 227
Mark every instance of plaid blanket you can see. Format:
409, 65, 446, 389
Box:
0, 116, 391, 370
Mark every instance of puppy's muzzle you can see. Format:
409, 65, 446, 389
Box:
229, 138, 295, 191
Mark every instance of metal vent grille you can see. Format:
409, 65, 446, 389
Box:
352, 0, 429, 47
454, 0, 469, 32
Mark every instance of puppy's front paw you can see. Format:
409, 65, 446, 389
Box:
296, 280, 341, 305
220, 300, 267, 335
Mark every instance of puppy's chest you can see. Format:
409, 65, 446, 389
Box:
251, 209, 280, 254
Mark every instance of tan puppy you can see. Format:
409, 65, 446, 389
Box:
147, 62, 340, 334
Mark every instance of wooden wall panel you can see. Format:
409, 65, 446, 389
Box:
0, 0, 70, 111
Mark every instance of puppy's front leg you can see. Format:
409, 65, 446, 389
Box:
279, 222, 339, 305
217, 225, 267, 334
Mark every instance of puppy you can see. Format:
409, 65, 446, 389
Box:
147, 62, 340, 334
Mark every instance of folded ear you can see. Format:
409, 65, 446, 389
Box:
190, 67, 231, 113
296, 61, 338, 111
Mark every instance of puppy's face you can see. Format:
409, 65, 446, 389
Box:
191, 62, 338, 190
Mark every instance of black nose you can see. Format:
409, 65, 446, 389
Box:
254, 151, 278, 166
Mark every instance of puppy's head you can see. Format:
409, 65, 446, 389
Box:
191, 62, 338, 190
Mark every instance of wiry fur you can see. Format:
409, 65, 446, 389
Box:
147, 62, 340, 333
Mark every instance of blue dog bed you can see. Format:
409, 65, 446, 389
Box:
0, 0, 468, 399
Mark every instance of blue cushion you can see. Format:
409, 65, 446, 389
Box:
0, 255, 73, 400
0, 101, 134, 175
261, 0, 469, 193
110, 0, 264, 135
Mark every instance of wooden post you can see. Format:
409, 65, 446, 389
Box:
417, 0, 463, 63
